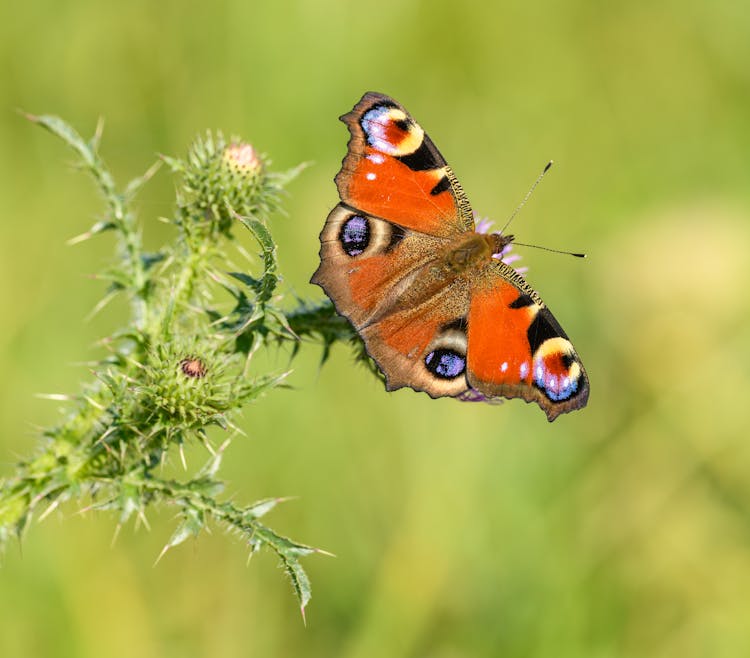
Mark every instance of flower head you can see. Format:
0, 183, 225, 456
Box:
167, 132, 270, 238
180, 357, 207, 379
474, 215, 528, 276
222, 142, 262, 176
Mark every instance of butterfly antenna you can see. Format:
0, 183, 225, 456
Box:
498, 160, 553, 236
511, 241, 586, 258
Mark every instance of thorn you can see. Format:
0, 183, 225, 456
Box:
101, 442, 116, 458
82, 394, 105, 411
201, 437, 216, 456
315, 548, 337, 558
111, 524, 122, 548
93, 116, 105, 147
139, 159, 162, 183
34, 393, 74, 401
66, 231, 93, 246
37, 498, 61, 522
300, 604, 307, 627
94, 425, 117, 447
18, 108, 38, 122
179, 442, 187, 470
137, 508, 151, 532
154, 543, 170, 566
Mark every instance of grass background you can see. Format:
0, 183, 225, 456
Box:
2, 1, 750, 656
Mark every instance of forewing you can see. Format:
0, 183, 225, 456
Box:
336, 91, 474, 236
311, 203, 446, 328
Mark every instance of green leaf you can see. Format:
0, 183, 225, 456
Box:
24, 113, 96, 167
254, 524, 317, 558
228, 271, 262, 291
141, 252, 166, 271
157, 508, 204, 562
235, 212, 279, 303
281, 553, 312, 620
67, 220, 116, 245
118, 484, 141, 524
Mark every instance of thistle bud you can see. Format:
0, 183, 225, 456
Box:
180, 357, 207, 379
139, 344, 226, 430
170, 132, 270, 238
222, 142, 262, 177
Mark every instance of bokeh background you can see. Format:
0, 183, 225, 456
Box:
2, 1, 750, 656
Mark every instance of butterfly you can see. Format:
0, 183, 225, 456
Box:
311, 92, 589, 421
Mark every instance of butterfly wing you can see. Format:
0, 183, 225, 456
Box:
311, 204, 447, 327
311, 203, 473, 398
465, 260, 590, 421
359, 280, 473, 398
313, 91, 473, 327
336, 91, 474, 236
333, 255, 590, 420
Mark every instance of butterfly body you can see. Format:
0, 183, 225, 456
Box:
312, 92, 589, 421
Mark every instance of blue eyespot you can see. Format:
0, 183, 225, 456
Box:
533, 359, 579, 401
339, 215, 369, 257
425, 349, 466, 380
362, 105, 400, 153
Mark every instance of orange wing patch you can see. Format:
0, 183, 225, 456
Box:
465, 267, 589, 421
335, 92, 473, 237
345, 154, 455, 235
467, 281, 538, 388
360, 281, 472, 398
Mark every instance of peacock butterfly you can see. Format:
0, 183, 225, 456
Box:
311, 92, 589, 421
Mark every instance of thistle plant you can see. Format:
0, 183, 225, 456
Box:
0, 115, 357, 619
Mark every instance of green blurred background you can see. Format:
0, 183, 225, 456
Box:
2, 1, 750, 656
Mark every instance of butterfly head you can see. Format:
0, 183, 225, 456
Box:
474, 216, 514, 253
474, 216, 526, 273
487, 232, 515, 257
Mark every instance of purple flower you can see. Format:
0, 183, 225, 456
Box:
474, 215, 528, 276
458, 388, 489, 403
458, 388, 508, 405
